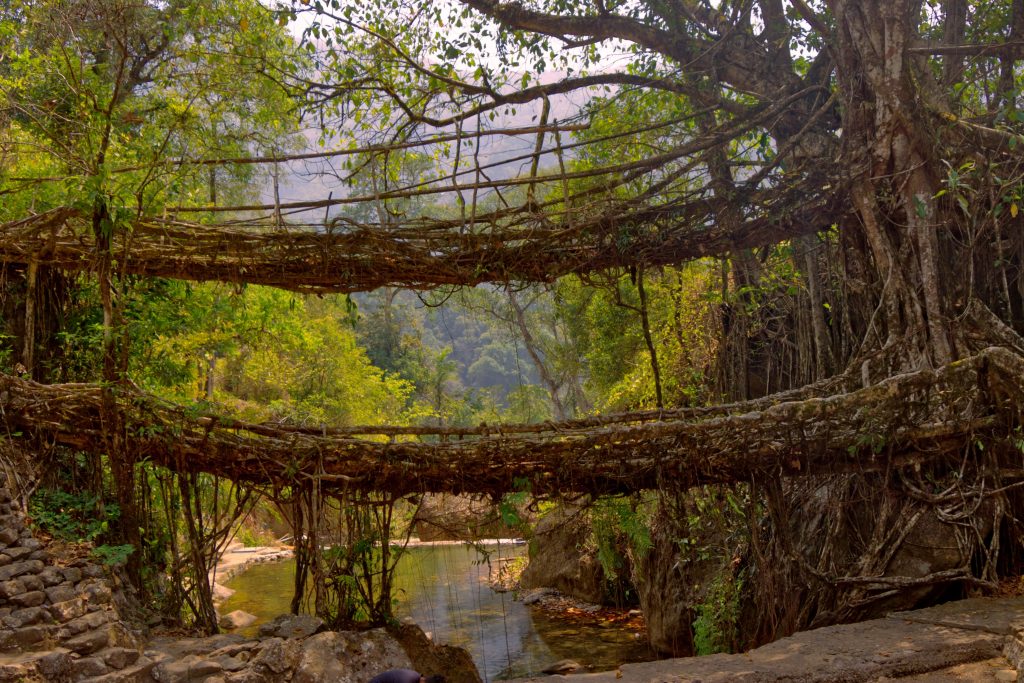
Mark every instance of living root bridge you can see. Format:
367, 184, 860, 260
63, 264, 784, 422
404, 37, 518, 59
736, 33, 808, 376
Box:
2, 346, 1022, 497
0, 202, 829, 294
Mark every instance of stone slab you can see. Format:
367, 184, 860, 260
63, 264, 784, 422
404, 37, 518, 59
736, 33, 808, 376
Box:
872, 657, 1019, 681
509, 617, 1006, 683
77, 654, 158, 683
889, 597, 1024, 636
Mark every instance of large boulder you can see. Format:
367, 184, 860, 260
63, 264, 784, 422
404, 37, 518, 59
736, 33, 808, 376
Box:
219, 610, 258, 631
629, 505, 727, 657
412, 494, 520, 542
389, 623, 481, 683
292, 628, 411, 683
519, 506, 607, 604
257, 614, 324, 639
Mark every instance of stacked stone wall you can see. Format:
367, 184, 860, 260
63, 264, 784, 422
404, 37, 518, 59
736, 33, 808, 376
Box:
0, 486, 145, 681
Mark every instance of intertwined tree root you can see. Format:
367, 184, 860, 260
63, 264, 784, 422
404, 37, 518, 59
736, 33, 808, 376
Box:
1, 346, 1020, 498
0, 198, 830, 295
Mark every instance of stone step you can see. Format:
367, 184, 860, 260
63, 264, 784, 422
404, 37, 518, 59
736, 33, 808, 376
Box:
97, 646, 142, 670
153, 653, 224, 682
0, 623, 58, 652
65, 626, 111, 655
78, 654, 158, 683
72, 654, 111, 679
0, 649, 71, 682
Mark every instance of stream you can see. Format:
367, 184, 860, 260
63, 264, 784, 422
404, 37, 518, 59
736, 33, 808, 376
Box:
218, 542, 655, 681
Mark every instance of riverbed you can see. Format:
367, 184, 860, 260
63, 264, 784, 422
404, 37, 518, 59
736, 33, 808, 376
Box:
218, 542, 655, 681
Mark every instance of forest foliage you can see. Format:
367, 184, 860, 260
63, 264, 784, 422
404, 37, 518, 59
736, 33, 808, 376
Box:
2, 0, 1024, 648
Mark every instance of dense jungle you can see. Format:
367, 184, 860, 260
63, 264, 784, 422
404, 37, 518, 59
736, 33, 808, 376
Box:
2, 0, 1024, 674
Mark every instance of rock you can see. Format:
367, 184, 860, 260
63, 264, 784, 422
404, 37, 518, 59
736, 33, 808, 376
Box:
292, 629, 412, 683
631, 505, 714, 656
212, 583, 235, 601
411, 493, 521, 542
106, 621, 143, 652
34, 648, 73, 680
0, 578, 26, 599
0, 559, 43, 582
61, 608, 110, 637
257, 614, 324, 639
520, 588, 555, 605
881, 509, 985, 611
219, 610, 258, 630
542, 659, 583, 674
9, 590, 46, 608
0, 649, 72, 682
83, 564, 106, 579
0, 624, 52, 650
82, 580, 114, 605
39, 566, 64, 587
19, 573, 42, 592
10, 606, 52, 627
73, 656, 111, 678
77, 654, 158, 682
389, 623, 482, 683
249, 637, 303, 676
19, 538, 41, 551
0, 528, 18, 546
62, 567, 82, 584
153, 654, 223, 683
46, 584, 79, 605
519, 505, 609, 604
211, 654, 248, 672
102, 646, 141, 669
2, 546, 33, 561
66, 626, 111, 655
173, 633, 246, 656
50, 597, 88, 623
208, 641, 259, 658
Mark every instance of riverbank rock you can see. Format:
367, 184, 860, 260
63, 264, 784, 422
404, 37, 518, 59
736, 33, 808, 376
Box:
411, 494, 521, 542
219, 610, 257, 631
519, 506, 607, 605
257, 614, 324, 639
292, 629, 409, 683
139, 622, 479, 683
631, 515, 705, 657
541, 658, 583, 674
389, 622, 481, 683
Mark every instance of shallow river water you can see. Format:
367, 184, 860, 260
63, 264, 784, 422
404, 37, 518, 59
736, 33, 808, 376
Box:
218, 542, 654, 681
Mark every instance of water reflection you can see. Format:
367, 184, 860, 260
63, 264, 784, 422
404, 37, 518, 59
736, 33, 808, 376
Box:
219, 542, 654, 681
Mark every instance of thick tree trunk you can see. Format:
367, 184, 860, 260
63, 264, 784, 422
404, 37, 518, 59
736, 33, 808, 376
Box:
831, 0, 955, 372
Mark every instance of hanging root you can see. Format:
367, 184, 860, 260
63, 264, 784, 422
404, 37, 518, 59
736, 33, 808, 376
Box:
742, 436, 1024, 647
